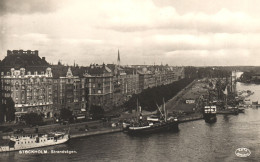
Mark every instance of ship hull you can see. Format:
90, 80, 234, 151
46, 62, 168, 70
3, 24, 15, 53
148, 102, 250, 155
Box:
217, 109, 238, 115
204, 114, 217, 123
0, 134, 69, 152
126, 121, 179, 135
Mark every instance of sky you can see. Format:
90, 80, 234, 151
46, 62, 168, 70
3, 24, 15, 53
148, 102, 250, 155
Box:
1, 0, 260, 66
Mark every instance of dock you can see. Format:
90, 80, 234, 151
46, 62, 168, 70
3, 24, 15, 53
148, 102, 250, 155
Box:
178, 114, 204, 123
70, 127, 122, 139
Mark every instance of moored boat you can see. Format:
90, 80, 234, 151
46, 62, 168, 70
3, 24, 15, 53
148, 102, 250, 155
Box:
238, 108, 245, 113
127, 118, 178, 135
204, 106, 217, 123
125, 99, 179, 135
0, 131, 69, 152
217, 106, 239, 115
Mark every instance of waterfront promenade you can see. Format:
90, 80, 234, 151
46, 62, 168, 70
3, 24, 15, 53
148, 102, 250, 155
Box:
1, 79, 207, 139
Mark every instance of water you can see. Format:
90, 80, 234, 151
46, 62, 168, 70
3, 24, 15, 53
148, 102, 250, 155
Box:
2, 75, 260, 162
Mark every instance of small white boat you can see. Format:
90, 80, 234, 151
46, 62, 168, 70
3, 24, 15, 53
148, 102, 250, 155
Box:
0, 131, 69, 152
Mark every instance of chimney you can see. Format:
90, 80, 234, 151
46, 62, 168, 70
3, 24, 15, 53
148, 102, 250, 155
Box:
35, 50, 39, 56
19, 49, 23, 54
13, 50, 18, 54
42, 57, 46, 61
7, 50, 12, 56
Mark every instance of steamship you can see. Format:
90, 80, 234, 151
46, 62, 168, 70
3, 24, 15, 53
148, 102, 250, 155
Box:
0, 131, 69, 152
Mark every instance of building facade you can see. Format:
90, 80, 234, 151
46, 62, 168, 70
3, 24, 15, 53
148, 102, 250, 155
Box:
0, 49, 186, 122
52, 65, 87, 117
0, 50, 54, 121
84, 64, 113, 111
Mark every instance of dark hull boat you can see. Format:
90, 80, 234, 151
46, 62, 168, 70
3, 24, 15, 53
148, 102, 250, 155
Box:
127, 120, 179, 135
204, 114, 217, 123
125, 98, 178, 136
217, 108, 238, 115
204, 106, 217, 123
238, 108, 245, 113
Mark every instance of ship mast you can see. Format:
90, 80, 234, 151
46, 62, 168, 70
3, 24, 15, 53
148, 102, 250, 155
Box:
136, 98, 138, 121
156, 103, 164, 117
163, 98, 167, 122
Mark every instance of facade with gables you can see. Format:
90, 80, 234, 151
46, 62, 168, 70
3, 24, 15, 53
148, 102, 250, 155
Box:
0, 50, 54, 121
51, 65, 87, 117
0, 49, 186, 122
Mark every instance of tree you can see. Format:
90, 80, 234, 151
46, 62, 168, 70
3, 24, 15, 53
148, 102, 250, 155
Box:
0, 65, 4, 123
240, 71, 253, 83
5, 98, 15, 122
124, 78, 195, 111
60, 108, 73, 122
0, 97, 16, 123
21, 113, 43, 126
89, 105, 104, 120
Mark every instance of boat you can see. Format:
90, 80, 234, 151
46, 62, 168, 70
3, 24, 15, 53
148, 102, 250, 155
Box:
126, 115, 178, 135
251, 101, 259, 108
125, 99, 179, 135
217, 106, 239, 115
0, 131, 69, 152
122, 122, 131, 132
238, 108, 245, 113
237, 104, 246, 113
203, 106, 217, 123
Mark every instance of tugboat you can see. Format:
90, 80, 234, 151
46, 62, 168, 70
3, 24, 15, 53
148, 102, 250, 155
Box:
0, 131, 69, 152
203, 106, 217, 123
126, 99, 179, 135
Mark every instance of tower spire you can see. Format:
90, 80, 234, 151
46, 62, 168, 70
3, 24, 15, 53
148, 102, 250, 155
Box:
117, 49, 120, 66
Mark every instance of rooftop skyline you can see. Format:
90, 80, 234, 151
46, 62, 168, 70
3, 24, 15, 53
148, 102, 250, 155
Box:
1, 0, 260, 66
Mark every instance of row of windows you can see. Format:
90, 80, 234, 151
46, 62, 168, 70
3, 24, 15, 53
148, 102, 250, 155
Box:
17, 138, 50, 144
18, 141, 34, 144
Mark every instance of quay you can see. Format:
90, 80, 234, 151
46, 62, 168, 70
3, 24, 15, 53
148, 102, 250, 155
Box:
70, 127, 122, 139
178, 114, 204, 123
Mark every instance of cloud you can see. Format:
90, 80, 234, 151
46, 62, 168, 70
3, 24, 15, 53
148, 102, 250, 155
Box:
97, 1, 260, 34
1, 0, 260, 66
0, 0, 65, 15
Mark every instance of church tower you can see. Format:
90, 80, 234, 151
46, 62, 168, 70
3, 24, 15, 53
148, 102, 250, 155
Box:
117, 49, 120, 66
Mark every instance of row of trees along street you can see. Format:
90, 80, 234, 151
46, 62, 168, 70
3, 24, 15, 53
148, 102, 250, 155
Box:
124, 78, 194, 112
124, 67, 231, 112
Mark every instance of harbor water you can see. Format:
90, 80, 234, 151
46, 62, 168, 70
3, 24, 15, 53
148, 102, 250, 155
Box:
1, 78, 260, 161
